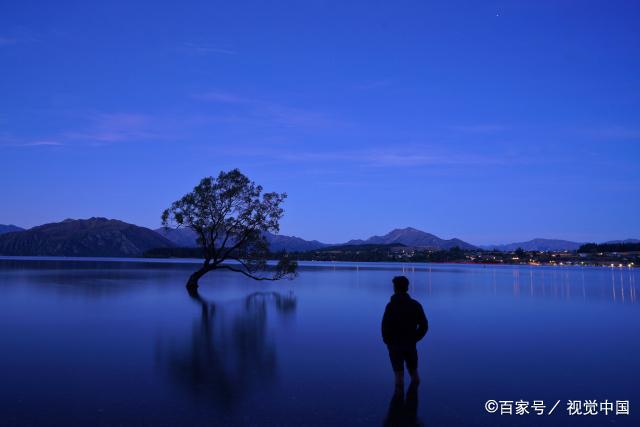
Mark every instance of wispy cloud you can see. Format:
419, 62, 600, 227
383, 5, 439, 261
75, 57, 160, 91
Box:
448, 124, 508, 134
0, 27, 39, 47
0, 112, 173, 149
218, 143, 512, 169
194, 91, 341, 128
64, 113, 164, 144
579, 126, 640, 141
22, 140, 64, 147
354, 80, 391, 90
10, 92, 344, 149
180, 42, 236, 55
0, 135, 64, 148
0, 36, 18, 46
194, 92, 252, 104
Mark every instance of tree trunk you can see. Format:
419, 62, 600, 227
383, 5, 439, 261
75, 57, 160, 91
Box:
186, 265, 209, 291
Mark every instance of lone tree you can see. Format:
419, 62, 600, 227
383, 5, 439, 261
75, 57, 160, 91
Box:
162, 169, 298, 290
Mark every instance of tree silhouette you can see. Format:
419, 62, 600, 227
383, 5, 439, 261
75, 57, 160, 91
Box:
162, 169, 297, 290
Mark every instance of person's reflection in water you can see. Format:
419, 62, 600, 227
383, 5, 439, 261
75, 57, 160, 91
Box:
160, 287, 296, 411
383, 382, 423, 427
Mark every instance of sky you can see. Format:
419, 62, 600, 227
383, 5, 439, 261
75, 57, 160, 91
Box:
1, 0, 639, 245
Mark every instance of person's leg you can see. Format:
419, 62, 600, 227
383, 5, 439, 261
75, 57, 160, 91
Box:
405, 345, 420, 384
408, 369, 419, 384
394, 371, 404, 389
388, 345, 405, 388
404, 380, 419, 423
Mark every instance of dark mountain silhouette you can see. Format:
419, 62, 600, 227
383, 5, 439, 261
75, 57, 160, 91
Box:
0, 217, 174, 257
155, 227, 328, 252
3, 219, 629, 256
264, 232, 327, 252
345, 227, 476, 250
482, 238, 582, 252
155, 226, 474, 251
155, 227, 200, 247
0, 224, 24, 235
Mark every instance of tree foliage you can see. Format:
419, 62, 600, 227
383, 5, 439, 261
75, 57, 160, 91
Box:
162, 169, 297, 287
578, 242, 640, 253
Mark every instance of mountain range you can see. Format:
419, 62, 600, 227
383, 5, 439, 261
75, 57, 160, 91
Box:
156, 226, 473, 251
0, 219, 637, 257
344, 227, 476, 250
0, 224, 24, 235
482, 238, 584, 252
155, 227, 327, 252
0, 218, 173, 257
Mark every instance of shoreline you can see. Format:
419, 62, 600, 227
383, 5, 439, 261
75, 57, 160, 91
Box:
0, 255, 636, 270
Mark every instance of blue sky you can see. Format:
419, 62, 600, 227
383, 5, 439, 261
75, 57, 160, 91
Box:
1, 0, 639, 245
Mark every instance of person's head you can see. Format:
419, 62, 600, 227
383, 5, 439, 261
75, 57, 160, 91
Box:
392, 276, 409, 294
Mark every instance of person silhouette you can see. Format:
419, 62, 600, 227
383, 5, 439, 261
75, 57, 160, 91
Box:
381, 276, 428, 388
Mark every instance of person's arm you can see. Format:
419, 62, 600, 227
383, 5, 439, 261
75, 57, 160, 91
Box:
381, 304, 391, 344
415, 303, 428, 342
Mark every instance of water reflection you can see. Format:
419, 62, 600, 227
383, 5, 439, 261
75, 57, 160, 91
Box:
2, 259, 638, 305
160, 288, 296, 410
418, 265, 640, 305
383, 382, 423, 427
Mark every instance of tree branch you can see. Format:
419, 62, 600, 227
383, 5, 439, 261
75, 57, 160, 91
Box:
217, 265, 282, 281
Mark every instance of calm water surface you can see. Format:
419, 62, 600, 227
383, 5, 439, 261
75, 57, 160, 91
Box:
0, 258, 638, 426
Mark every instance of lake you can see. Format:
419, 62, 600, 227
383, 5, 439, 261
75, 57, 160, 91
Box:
0, 258, 638, 426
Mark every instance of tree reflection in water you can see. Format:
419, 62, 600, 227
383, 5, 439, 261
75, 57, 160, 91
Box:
161, 288, 296, 410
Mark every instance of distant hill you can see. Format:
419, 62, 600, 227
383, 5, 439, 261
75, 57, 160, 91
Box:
155, 227, 199, 247
266, 232, 327, 252
344, 227, 476, 250
155, 227, 328, 252
483, 238, 582, 252
313, 243, 406, 252
154, 226, 476, 252
6, 219, 628, 257
0, 217, 174, 257
0, 224, 24, 235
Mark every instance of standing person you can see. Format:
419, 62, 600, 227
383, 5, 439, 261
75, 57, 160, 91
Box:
381, 276, 428, 388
